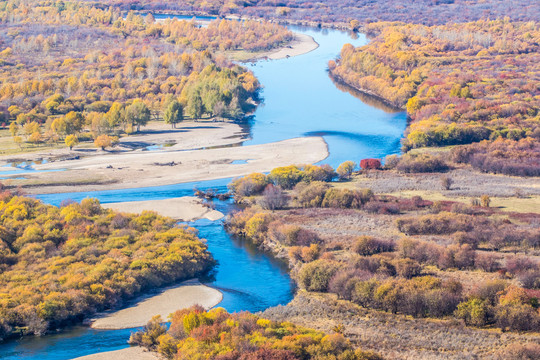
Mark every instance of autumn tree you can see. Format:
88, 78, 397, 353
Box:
125, 100, 150, 132
163, 100, 183, 128
94, 134, 116, 150
9, 122, 18, 137
336, 161, 355, 180
65, 134, 79, 150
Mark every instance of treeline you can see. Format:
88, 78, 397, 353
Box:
109, 0, 539, 26
157, 17, 293, 52
0, 192, 215, 340
0, 1, 293, 149
129, 305, 382, 359
330, 20, 540, 176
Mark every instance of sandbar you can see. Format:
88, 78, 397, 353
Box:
263, 33, 319, 60
22, 136, 328, 194
71, 346, 159, 360
91, 280, 222, 330
102, 197, 223, 222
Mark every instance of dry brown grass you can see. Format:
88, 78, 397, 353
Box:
263, 291, 540, 360
337, 168, 540, 199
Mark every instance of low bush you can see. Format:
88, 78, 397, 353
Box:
452, 137, 540, 177
298, 259, 342, 292
353, 236, 394, 256
396, 153, 450, 173
258, 184, 288, 210
360, 158, 381, 170
294, 181, 330, 208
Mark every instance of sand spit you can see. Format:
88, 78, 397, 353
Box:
91, 280, 222, 330
254, 33, 318, 60
71, 346, 159, 360
102, 197, 224, 222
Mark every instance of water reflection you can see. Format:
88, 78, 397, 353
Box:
329, 74, 402, 113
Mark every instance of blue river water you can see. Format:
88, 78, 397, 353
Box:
0, 20, 406, 360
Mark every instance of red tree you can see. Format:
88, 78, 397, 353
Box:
360, 158, 381, 170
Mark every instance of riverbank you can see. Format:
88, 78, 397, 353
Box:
102, 197, 224, 222
16, 137, 328, 194
329, 71, 405, 110
72, 346, 159, 360
0, 120, 246, 164
91, 280, 223, 330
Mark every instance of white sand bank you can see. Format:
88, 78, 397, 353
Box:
102, 197, 223, 222
25, 136, 328, 194
71, 346, 159, 360
264, 33, 319, 60
91, 280, 222, 330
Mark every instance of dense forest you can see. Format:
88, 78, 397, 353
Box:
0, 0, 291, 149
330, 20, 540, 176
226, 164, 540, 334
0, 191, 215, 340
106, 0, 539, 26
129, 305, 382, 359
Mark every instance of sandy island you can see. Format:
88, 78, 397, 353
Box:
91, 280, 222, 330
102, 197, 224, 222
72, 347, 159, 360
261, 33, 319, 60
14, 136, 327, 194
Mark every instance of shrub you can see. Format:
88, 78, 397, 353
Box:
258, 184, 288, 210
364, 201, 400, 214
298, 259, 341, 292
494, 303, 540, 331
440, 175, 453, 190
439, 244, 476, 270
353, 236, 394, 256
383, 154, 399, 169
229, 173, 268, 197
473, 280, 508, 306
269, 165, 304, 189
393, 258, 422, 279
516, 270, 540, 289
244, 213, 272, 244
496, 343, 540, 360
452, 138, 540, 177
336, 161, 355, 179
301, 243, 321, 262
360, 158, 381, 170
396, 212, 475, 235
294, 181, 330, 207
321, 188, 369, 209
455, 298, 491, 327
480, 194, 490, 207
475, 252, 501, 272
396, 153, 450, 173
302, 164, 336, 182
129, 315, 167, 349
506, 256, 537, 275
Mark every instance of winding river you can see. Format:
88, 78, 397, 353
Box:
0, 21, 406, 359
